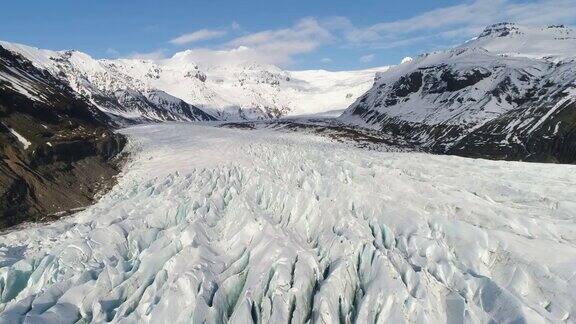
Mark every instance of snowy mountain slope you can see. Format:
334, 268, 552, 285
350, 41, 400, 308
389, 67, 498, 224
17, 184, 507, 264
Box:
287, 68, 387, 116
341, 23, 576, 163
121, 49, 389, 119
0, 41, 388, 121
1, 123, 575, 323
104, 55, 389, 120
0, 41, 216, 124
470, 23, 576, 60
0, 45, 114, 128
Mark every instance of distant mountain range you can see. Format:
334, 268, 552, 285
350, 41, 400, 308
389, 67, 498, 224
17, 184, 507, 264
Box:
0, 41, 388, 123
341, 23, 576, 163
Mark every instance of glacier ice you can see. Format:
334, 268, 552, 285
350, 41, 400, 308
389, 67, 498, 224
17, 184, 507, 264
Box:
0, 123, 575, 323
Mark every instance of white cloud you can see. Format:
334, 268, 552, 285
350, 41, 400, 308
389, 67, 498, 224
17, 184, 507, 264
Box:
173, 18, 334, 67
169, 29, 227, 45
320, 57, 332, 63
163, 18, 333, 67
332, 0, 576, 49
227, 17, 332, 55
359, 54, 375, 63
400, 56, 413, 64
127, 49, 167, 60
170, 46, 273, 67
232, 18, 328, 44
105, 48, 119, 57
151, 1, 576, 67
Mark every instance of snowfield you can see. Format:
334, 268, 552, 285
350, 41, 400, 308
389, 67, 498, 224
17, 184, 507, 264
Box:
1, 123, 575, 323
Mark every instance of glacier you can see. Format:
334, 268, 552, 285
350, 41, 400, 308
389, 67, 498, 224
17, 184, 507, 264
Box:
0, 123, 575, 323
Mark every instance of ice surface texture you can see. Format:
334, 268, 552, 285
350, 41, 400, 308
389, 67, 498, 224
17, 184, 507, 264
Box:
1, 124, 575, 323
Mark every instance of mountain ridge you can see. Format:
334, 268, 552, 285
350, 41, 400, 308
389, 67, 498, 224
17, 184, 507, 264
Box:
0, 40, 389, 122
341, 23, 576, 163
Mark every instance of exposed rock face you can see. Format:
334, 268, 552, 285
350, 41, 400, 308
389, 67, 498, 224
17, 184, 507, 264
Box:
448, 95, 576, 163
0, 46, 126, 228
0, 42, 217, 124
341, 23, 576, 163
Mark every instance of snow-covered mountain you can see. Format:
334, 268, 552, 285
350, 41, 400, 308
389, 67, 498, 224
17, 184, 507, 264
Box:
0, 41, 388, 122
341, 23, 576, 163
0, 42, 217, 124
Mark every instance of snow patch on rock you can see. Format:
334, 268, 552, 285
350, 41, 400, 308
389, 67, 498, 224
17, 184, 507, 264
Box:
400, 56, 413, 64
8, 127, 31, 149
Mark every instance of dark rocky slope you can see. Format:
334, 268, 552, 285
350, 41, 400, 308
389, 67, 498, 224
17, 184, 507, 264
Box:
0, 46, 126, 228
341, 23, 576, 163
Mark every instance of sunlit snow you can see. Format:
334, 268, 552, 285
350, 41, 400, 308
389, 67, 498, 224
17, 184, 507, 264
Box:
0, 41, 389, 120
0, 123, 575, 323
7, 127, 31, 149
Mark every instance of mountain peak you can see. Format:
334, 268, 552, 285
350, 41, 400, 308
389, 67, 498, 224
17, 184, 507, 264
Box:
462, 23, 576, 60
477, 22, 575, 40
478, 22, 521, 38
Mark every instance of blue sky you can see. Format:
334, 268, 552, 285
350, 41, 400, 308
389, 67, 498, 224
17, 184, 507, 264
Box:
2, 0, 575, 70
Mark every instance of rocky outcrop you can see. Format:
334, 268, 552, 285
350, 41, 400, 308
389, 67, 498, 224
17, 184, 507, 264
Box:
0, 46, 126, 228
